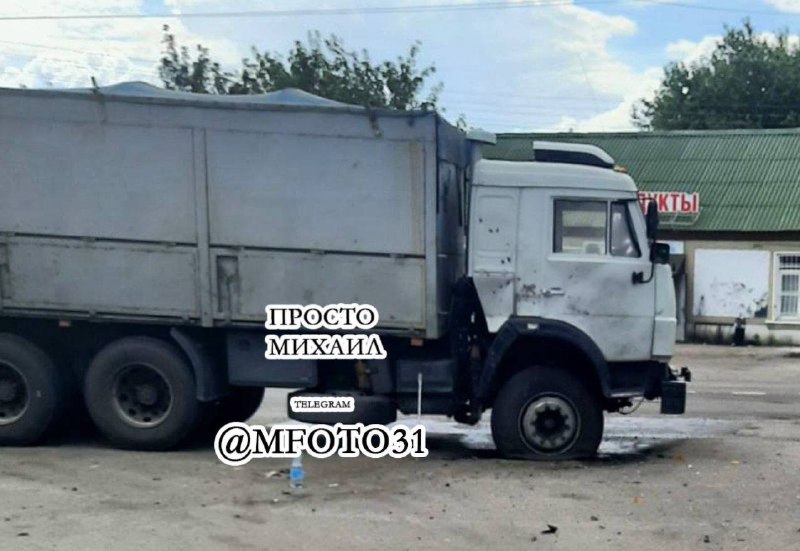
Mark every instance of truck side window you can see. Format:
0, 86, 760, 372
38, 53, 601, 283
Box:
610, 201, 641, 258
553, 200, 607, 255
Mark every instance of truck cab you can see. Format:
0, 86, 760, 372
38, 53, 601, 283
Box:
469, 142, 676, 363
460, 141, 686, 458
290, 141, 688, 460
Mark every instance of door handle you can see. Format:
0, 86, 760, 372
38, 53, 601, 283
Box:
542, 287, 565, 297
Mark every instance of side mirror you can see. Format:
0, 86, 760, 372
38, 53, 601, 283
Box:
651, 242, 670, 265
646, 201, 659, 240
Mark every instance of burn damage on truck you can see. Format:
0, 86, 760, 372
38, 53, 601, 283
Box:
0, 83, 688, 458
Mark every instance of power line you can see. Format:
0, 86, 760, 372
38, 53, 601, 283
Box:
0, 0, 793, 22
0, 0, 655, 22
7, 44, 800, 114
0, 39, 158, 66
445, 89, 626, 103
6, 40, 800, 112
0, 51, 158, 80
643, 0, 797, 16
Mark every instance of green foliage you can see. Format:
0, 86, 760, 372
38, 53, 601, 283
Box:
634, 21, 800, 130
158, 26, 440, 110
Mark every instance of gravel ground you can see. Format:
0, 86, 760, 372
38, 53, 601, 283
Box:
2, 343, 800, 550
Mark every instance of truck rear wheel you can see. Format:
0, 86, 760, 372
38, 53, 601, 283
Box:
491, 366, 603, 460
84, 337, 198, 450
0, 334, 62, 446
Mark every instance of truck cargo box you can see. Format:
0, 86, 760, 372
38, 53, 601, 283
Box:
0, 83, 468, 338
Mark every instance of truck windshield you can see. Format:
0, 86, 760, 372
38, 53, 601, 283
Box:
610, 201, 641, 258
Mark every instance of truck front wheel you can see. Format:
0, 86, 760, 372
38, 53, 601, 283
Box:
0, 334, 62, 446
84, 337, 198, 450
491, 366, 603, 460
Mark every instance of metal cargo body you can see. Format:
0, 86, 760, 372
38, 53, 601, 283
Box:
0, 84, 468, 338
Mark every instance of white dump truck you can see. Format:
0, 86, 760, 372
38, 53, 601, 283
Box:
0, 82, 688, 458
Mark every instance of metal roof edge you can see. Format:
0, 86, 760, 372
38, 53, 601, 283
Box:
0, 85, 440, 120
495, 128, 800, 139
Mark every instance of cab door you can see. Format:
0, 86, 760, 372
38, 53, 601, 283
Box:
468, 186, 519, 332
515, 188, 655, 362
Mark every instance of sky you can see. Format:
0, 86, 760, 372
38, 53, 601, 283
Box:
1, 0, 800, 132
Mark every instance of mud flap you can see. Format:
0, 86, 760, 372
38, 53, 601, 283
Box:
660, 380, 686, 414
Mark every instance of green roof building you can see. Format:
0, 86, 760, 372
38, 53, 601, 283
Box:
486, 130, 800, 344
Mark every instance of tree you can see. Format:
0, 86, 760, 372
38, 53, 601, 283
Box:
634, 21, 800, 130
158, 26, 440, 110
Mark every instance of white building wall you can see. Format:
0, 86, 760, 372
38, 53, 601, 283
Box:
683, 239, 800, 345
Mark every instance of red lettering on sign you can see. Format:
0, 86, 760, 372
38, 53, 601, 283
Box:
637, 191, 700, 214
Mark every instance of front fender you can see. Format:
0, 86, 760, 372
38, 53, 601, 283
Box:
477, 317, 611, 400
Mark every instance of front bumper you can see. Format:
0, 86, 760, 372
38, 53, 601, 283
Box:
607, 361, 691, 414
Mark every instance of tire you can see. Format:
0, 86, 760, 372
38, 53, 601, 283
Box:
206, 386, 265, 428
84, 336, 198, 450
0, 334, 62, 446
491, 366, 603, 460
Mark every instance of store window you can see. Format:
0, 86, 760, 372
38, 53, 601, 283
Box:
775, 254, 800, 319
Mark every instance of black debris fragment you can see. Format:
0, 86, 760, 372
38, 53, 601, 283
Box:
541, 524, 558, 535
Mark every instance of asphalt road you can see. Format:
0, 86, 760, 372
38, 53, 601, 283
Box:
2, 344, 800, 550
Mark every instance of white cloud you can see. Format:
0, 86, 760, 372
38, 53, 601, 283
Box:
765, 0, 800, 13
0, 0, 242, 88
665, 31, 800, 67
130, 0, 651, 131
413, 0, 647, 131
0, 0, 707, 132
550, 3, 638, 98
546, 66, 662, 132
665, 35, 720, 65
553, 25, 800, 132
534, 3, 656, 132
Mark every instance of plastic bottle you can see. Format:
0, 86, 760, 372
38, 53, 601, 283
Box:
289, 455, 305, 490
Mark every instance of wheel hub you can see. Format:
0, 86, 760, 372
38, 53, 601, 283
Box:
0, 380, 17, 402
135, 384, 158, 407
0, 363, 29, 425
520, 395, 579, 453
113, 365, 172, 428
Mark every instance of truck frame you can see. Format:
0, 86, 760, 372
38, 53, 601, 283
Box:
0, 83, 688, 458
